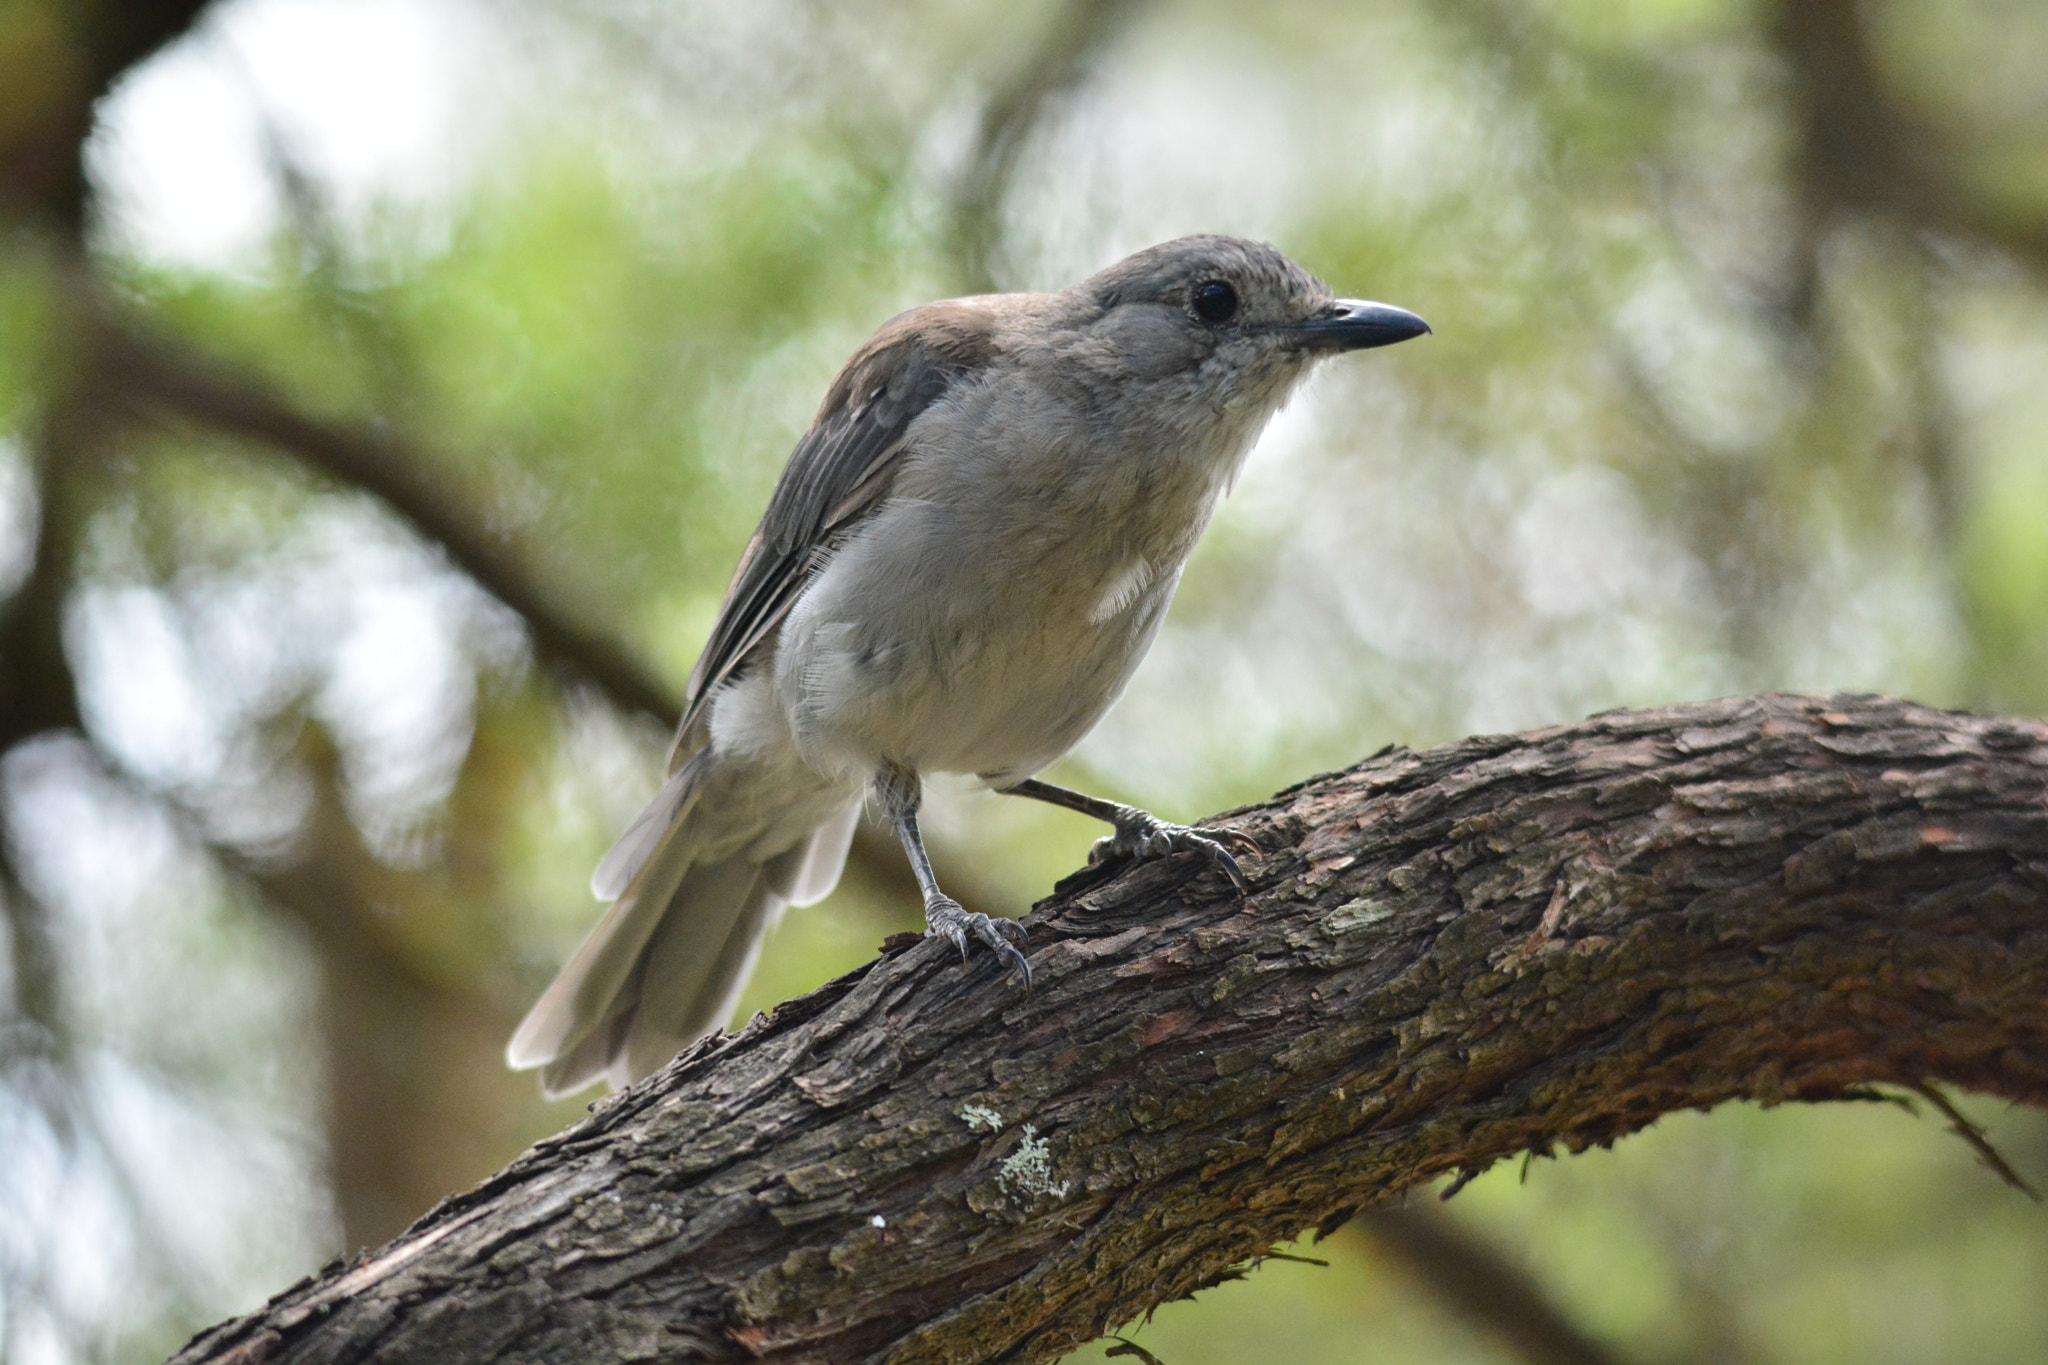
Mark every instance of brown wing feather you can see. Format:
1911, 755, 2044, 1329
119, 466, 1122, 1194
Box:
669, 302, 1001, 763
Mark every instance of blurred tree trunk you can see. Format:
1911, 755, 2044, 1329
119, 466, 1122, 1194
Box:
0, 0, 216, 232
1, 0, 592, 1259
170, 695, 2048, 1365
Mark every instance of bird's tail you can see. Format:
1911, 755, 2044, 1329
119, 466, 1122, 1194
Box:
506, 755, 858, 1097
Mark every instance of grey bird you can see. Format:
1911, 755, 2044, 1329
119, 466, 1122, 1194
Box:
507, 235, 1428, 1095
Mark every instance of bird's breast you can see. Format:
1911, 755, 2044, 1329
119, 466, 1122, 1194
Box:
769, 383, 1248, 777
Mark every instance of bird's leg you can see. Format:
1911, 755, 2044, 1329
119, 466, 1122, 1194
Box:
999, 777, 1257, 893
875, 762, 1031, 982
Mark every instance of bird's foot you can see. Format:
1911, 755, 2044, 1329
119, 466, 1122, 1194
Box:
1090, 810, 1259, 893
926, 896, 1032, 986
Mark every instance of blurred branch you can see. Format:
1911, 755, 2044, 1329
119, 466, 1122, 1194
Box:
76, 295, 679, 723
950, 0, 1149, 291
1356, 1205, 1631, 1365
169, 695, 2048, 1365
1771, 0, 2048, 281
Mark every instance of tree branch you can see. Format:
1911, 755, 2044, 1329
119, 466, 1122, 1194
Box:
169, 694, 2048, 1365
1356, 1206, 1632, 1365
79, 300, 679, 723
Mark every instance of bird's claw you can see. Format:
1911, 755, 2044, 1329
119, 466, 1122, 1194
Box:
926, 896, 1032, 987
1090, 814, 1259, 893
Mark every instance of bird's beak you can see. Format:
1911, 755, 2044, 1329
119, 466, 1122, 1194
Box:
1285, 299, 1431, 351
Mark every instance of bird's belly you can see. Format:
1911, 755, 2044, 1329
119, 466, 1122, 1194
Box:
774, 526, 1178, 783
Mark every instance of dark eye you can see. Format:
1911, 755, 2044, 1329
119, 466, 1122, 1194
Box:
1192, 280, 1239, 324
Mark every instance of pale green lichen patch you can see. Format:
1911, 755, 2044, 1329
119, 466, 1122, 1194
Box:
996, 1125, 1070, 1201
960, 1103, 1005, 1133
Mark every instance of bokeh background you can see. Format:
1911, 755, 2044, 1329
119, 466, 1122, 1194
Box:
4, 1, 2048, 1362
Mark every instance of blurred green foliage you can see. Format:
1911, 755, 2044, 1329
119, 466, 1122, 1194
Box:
3, 0, 2047, 1362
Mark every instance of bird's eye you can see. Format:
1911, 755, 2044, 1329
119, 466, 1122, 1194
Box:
1192, 280, 1239, 325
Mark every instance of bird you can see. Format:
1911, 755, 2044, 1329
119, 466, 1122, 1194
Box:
507, 234, 1428, 1095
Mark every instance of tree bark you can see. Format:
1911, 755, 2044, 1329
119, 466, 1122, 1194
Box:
170, 694, 2048, 1365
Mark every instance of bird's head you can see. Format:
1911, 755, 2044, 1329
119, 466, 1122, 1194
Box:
1047, 234, 1428, 441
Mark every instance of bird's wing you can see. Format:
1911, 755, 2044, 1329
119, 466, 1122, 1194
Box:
670, 302, 1001, 761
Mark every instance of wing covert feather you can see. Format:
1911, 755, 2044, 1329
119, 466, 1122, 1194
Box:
672, 303, 1000, 755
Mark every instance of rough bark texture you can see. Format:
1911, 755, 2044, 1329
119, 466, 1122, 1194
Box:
171, 694, 2048, 1365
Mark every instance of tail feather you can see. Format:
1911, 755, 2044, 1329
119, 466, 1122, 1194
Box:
506, 773, 705, 1077
605, 807, 858, 1088
591, 757, 700, 901
536, 1011, 630, 1099
519, 849, 759, 1097
766, 805, 858, 907
616, 861, 779, 1086
512, 757, 865, 1098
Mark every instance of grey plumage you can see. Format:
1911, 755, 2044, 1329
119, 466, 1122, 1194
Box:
508, 234, 1428, 1096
